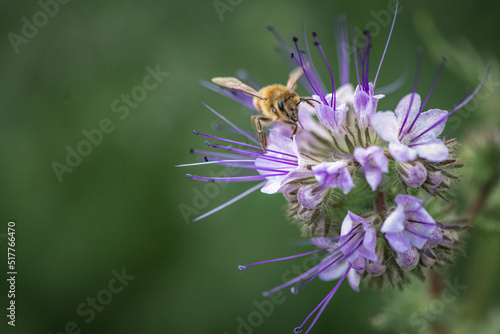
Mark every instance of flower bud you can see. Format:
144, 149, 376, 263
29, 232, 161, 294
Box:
398, 161, 427, 188
425, 227, 443, 248
427, 171, 443, 187
395, 247, 420, 271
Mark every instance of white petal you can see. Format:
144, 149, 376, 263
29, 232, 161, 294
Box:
381, 206, 405, 233
347, 268, 361, 292
414, 139, 449, 162
395, 93, 421, 125
371, 111, 399, 143
389, 142, 418, 162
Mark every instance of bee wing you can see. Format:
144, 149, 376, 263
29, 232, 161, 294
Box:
211, 77, 266, 100
286, 66, 304, 91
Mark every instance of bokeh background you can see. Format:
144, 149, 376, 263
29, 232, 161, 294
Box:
0, 0, 499, 333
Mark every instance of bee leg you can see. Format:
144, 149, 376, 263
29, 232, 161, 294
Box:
251, 115, 271, 152
284, 120, 298, 139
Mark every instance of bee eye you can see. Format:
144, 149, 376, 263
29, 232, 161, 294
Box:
278, 99, 285, 111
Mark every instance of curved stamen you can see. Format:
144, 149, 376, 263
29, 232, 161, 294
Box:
373, 0, 399, 86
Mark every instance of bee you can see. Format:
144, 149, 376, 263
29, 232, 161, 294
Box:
211, 67, 313, 152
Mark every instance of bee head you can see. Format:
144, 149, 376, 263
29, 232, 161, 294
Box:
278, 93, 301, 123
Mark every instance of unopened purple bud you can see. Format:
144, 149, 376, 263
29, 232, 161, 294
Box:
395, 247, 420, 271
398, 161, 427, 188
366, 258, 386, 277
420, 248, 437, 267
282, 184, 299, 203
426, 227, 443, 248
427, 171, 443, 187
440, 230, 455, 247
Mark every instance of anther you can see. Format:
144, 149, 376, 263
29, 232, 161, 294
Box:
193, 130, 199, 135
238, 265, 246, 271
186, 174, 193, 178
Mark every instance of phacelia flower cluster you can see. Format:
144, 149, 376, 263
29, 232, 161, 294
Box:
178, 4, 484, 333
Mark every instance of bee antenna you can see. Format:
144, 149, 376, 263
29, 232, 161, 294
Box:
298, 120, 304, 130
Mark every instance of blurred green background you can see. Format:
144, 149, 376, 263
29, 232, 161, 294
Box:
0, 0, 499, 333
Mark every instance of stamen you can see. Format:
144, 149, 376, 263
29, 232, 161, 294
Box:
203, 103, 259, 144
361, 30, 371, 92
373, 0, 399, 86
407, 219, 436, 226
449, 64, 490, 115
206, 141, 299, 166
405, 224, 432, 240
335, 15, 349, 86
399, 49, 424, 139
267, 24, 294, 55
197, 132, 298, 160
312, 32, 337, 108
410, 65, 490, 143
188, 173, 286, 182
262, 266, 319, 297
193, 181, 266, 222
406, 57, 447, 134
294, 265, 351, 334
239, 248, 327, 270
293, 252, 344, 292
292, 36, 326, 104
353, 38, 361, 88
303, 26, 327, 98
190, 149, 244, 160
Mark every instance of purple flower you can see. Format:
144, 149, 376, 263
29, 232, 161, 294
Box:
312, 161, 354, 194
313, 93, 349, 136
338, 211, 377, 290
255, 130, 301, 194
353, 83, 384, 129
380, 194, 437, 253
371, 93, 449, 162
353, 145, 389, 191
238, 210, 377, 334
